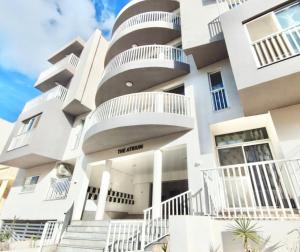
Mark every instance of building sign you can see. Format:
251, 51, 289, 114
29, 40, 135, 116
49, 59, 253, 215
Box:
118, 144, 143, 154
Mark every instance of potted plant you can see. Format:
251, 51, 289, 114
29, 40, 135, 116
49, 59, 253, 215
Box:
0, 231, 11, 251
228, 218, 262, 252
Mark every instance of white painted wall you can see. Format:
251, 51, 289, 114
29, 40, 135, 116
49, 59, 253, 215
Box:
169, 216, 300, 252
0, 163, 71, 220
0, 119, 13, 154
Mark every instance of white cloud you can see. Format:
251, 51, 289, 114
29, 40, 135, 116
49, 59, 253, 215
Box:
0, 0, 113, 77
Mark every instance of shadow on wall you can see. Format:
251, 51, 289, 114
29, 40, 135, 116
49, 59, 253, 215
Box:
202, 0, 218, 6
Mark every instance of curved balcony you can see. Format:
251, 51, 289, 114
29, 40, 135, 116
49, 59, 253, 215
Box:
96, 45, 190, 106
83, 92, 194, 154
105, 11, 181, 65
112, 0, 179, 34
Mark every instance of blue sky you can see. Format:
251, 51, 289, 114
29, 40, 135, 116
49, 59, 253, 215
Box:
0, 0, 130, 122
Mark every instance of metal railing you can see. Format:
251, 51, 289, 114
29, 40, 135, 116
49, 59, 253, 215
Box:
103, 45, 188, 79
23, 85, 68, 112
38, 221, 63, 252
1, 222, 45, 241
217, 0, 248, 12
37, 53, 79, 81
252, 24, 300, 67
7, 131, 32, 151
45, 177, 72, 201
211, 87, 228, 111
198, 159, 300, 219
104, 191, 192, 252
111, 11, 180, 40
143, 190, 192, 247
105, 220, 144, 252
87, 92, 191, 130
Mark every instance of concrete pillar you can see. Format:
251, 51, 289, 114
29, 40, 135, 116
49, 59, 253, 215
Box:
95, 160, 112, 220
70, 156, 90, 220
152, 150, 163, 218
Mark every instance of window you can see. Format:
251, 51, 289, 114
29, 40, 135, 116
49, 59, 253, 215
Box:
215, 128, 271, 166
22, 176, 39, 193
164, 85, 185, 95
18, 114, 42, 136
209, 71, 228, 111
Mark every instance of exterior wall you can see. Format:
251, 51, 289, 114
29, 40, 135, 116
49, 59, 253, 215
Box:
169, 216, 300, 252
0, 119, 13, 153
269, 104, 300, 158
221, 0, 300, 115
63, 30, 109, 115
180, 0, 228, 67
0, 99, 73, 168
0, 162, 72, 221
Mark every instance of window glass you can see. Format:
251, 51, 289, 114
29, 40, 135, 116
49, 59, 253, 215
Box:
276, 3, 300, 29
18, 114, 41, 135
215, 128, 269, 147
218, 147, 245, 166
209, 72, 224, 90
165, 85, 185, 95
209, 72, 228, 111
22, 176, 39, 193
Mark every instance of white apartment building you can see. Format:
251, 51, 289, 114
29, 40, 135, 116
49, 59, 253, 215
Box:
0, 0, 300, 251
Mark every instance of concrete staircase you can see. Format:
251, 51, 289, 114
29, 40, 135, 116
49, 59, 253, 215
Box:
56, 220, 109, 252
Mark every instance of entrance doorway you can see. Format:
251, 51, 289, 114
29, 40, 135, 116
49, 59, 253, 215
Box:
149, 180, 188, 206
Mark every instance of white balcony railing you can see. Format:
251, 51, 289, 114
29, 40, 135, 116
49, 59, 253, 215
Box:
111, 11, 180, 41
37, 53, 79, 81
105, 220, 144, 252
23, 85, 68, 112
7, 131, 32, 151
45, 177, 71, 201
198, 159, 300, 219
87, 92, 191, 130
103, 45, 188, 79
252, 24, 300, 67
39, 221, 63, 252
217, 0, 248, 12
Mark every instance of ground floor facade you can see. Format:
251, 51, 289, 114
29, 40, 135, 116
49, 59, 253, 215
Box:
1, 103, 300, 251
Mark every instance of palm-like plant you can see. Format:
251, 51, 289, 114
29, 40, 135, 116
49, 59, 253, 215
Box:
228, 218, 262, 252
161, 243, 168, 252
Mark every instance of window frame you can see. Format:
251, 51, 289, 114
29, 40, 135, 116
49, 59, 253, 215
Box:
214, 128, 275, 167
208, 70, 230, 112
21, 176, 40, 193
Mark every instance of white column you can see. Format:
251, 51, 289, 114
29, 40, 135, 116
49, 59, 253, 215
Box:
152, 150, 162, 218
95, 160, 112, 220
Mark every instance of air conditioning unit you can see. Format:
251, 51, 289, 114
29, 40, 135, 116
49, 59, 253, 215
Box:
55, 163, 72, 178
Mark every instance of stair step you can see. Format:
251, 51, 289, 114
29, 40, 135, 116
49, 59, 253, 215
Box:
71, 220, 110, 227
67, 225, 109, 233
63, 231, 108, 240
60, 237, 106, 248
57, 244, 104, 252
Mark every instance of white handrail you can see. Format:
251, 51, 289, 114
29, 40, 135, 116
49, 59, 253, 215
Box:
103, 45, 188, 79
197, 159, 300, 219
143, 190, 192, 247
86, 92, 191, 131
23, 85, 68, 112
105, 220, 144, 252
111, 11, 180, 40
252, 24, 300, 67
45, 177, 72, 201
39, 221, 63, 252
38, 53, 79, 81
